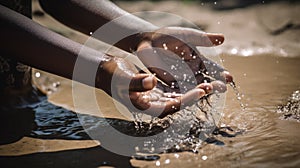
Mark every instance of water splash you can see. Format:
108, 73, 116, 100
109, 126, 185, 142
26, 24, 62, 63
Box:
131, 92, 227, 156
229, 82, 246, 111
277, 90, 300, 122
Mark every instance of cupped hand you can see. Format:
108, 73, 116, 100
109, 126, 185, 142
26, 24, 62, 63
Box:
136, 27, 233, 93
96, 57, 214, 118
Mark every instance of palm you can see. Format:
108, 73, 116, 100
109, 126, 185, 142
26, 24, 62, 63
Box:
103, 57, 211, 118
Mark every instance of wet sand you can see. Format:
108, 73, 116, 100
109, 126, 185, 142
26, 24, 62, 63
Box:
1, 0, 300, 167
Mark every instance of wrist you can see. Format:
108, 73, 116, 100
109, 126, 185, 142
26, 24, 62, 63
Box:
114, 25, 158, 53
95, 56, 115, 96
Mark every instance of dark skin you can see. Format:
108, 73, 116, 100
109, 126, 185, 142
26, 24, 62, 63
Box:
1, 0, 233, 118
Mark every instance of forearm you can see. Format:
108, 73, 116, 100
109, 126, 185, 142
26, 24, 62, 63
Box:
0, 5, 111, 89
39, 0, 158, 52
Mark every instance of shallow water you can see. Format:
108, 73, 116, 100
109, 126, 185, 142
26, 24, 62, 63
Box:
1, 54, 300, 167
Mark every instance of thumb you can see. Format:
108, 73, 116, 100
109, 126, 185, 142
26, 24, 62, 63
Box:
129, 74, 157, 92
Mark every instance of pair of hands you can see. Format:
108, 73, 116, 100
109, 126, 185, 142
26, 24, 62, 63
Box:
97, 27, 233, 118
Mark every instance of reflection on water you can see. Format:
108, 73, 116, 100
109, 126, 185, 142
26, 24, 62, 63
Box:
29, 96, 241, 156
30, 99, 90, 140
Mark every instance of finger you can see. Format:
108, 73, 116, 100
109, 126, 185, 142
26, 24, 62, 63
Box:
156, 27, 224, 47
221, 71, 233, 83
211, 80, 227, 93
183, 30, 224, 47
196, 83, 213, 94
163, 92, 183, 98
129, 74, 157, 92
157, 88, 206, 118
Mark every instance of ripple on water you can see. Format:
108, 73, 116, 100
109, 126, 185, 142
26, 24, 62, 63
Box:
29, 93, 242, 157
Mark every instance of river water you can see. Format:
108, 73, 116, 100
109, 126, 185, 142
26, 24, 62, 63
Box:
1, 54, 299, 168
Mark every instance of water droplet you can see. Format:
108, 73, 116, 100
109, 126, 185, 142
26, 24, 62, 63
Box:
174, 153, 180, 158
241, 49, 253, 57
35, 72, 41, 78
154, 50, 157, 53
155, 161, 161, 166
164, 159, 170, 164
231, 48, 238, 54
181, 52, 185, 55
163, 43, 168, 50
214, 1, 217, 5
135, 146, 140, 151
52, 82, 60, 88
192, 56, 197, 59
202, 155, 208, 160
175, 46, 178, 50
89, 32, 93, 35
163, 72, 167, 75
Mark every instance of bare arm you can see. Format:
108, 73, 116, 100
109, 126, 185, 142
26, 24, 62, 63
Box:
0, 4, 109, 88
1, 5, 212, 118
38, 0, 158, 52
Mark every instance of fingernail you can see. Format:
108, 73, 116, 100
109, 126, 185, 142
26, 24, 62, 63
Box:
142, 76, 155, 90
222, 71, 233, 83
197, 83, 213, 94
197, 89, 206, 99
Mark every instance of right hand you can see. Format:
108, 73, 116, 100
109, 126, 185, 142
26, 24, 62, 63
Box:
96, 57, 213, 118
